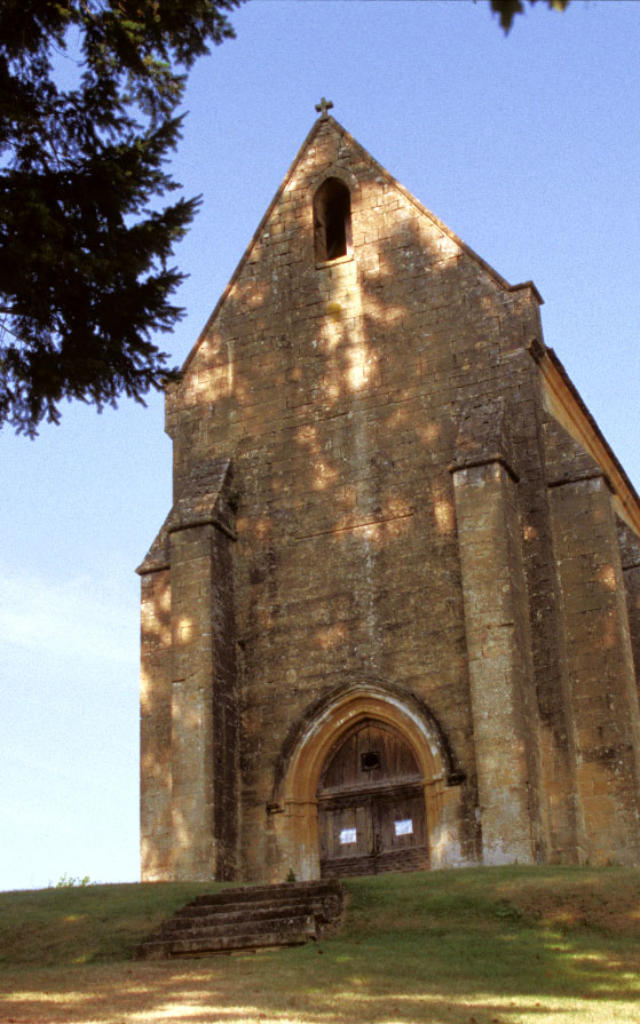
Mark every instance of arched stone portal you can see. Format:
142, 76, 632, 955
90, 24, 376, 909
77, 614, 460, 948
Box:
269, 687, 468, 881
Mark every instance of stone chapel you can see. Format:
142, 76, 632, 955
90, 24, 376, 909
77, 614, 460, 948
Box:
138, 105, 640, 883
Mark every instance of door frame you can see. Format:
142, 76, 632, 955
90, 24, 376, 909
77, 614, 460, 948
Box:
268, 684, 467, 880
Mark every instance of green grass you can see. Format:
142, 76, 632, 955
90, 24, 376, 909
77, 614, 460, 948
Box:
0, 879, 224, 965
1, 866, 640, 1024
338, 865, 640, 998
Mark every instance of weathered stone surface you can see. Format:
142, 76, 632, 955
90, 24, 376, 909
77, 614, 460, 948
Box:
133, 880, 344, 958
452, 460, 541, 865
138, 113, 640, 882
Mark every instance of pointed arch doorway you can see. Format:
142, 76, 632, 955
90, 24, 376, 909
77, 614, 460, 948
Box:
317, 718, 429, 877
271, 686, 466, 881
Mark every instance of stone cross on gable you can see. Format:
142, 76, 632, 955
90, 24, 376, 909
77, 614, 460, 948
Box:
315, 97, 334, 119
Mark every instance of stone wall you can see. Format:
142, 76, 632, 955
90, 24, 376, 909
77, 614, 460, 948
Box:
139, 115, 640, 881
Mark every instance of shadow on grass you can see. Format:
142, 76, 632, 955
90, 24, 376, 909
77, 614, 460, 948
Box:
0, 937, 638, 1024
1, 868, 639, 1023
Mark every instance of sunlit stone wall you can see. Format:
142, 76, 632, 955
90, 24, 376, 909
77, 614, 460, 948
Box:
138, 116, 640, 881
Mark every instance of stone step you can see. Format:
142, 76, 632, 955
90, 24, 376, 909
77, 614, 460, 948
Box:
182, 890, 335, 910
157, 912, 315, 942
164, 902, 324, 930
141, 927, 313, 958
188, 881, 340, 908
133, 880, 344, 960
172, 889, 336, 915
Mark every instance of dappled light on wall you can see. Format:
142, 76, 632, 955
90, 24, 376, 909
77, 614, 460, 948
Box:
598, 564, 617, 592
138, 106, 640, 888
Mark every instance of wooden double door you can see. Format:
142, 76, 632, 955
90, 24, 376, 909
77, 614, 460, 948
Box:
317, 720, 429, 877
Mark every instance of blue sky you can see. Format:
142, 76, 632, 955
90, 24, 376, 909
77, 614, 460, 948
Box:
2, 0, 639, 891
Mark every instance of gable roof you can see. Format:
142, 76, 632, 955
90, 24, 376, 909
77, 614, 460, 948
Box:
180, 113, 542, 377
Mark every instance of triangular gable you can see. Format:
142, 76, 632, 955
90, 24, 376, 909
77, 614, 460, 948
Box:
180, 114, 543, 377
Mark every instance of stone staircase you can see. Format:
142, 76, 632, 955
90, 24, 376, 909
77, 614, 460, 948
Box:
134, 879, 345, 959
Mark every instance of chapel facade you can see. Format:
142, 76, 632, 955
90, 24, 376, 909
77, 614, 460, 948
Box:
138, 108, 640, 883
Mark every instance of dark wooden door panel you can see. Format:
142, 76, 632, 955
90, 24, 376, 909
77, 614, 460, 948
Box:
374, 791, 427, 854
317, 719, 429, 878
374, 846, 430, 873
318, 788, 429, 876
320, 853, 378, 878
318, 801, 372, 861
320, 721, 421, 793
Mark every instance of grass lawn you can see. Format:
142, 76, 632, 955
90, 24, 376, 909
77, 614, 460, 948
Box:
0, 865, 639, 1023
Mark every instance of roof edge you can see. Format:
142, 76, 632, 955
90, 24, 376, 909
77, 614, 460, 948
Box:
181, 116, 326, 376
181, 113, 541, 376
325, 118, 538, 299
530, 339, 640, 535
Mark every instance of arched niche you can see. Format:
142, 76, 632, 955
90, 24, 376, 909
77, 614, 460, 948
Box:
268, 686, 468, 880
313, 177, 352, 262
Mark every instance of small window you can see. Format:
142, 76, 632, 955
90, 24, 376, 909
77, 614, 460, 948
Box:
314, 177, 352, 262
339, 828, 357, 845
394, 818, 413, 837
361, 751, 380, 772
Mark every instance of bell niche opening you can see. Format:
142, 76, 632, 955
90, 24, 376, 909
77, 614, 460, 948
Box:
314, 177, 352, 262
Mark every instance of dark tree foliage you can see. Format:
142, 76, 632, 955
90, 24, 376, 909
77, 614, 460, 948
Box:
0, 0, 242, 435
489, 0, 571, 32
